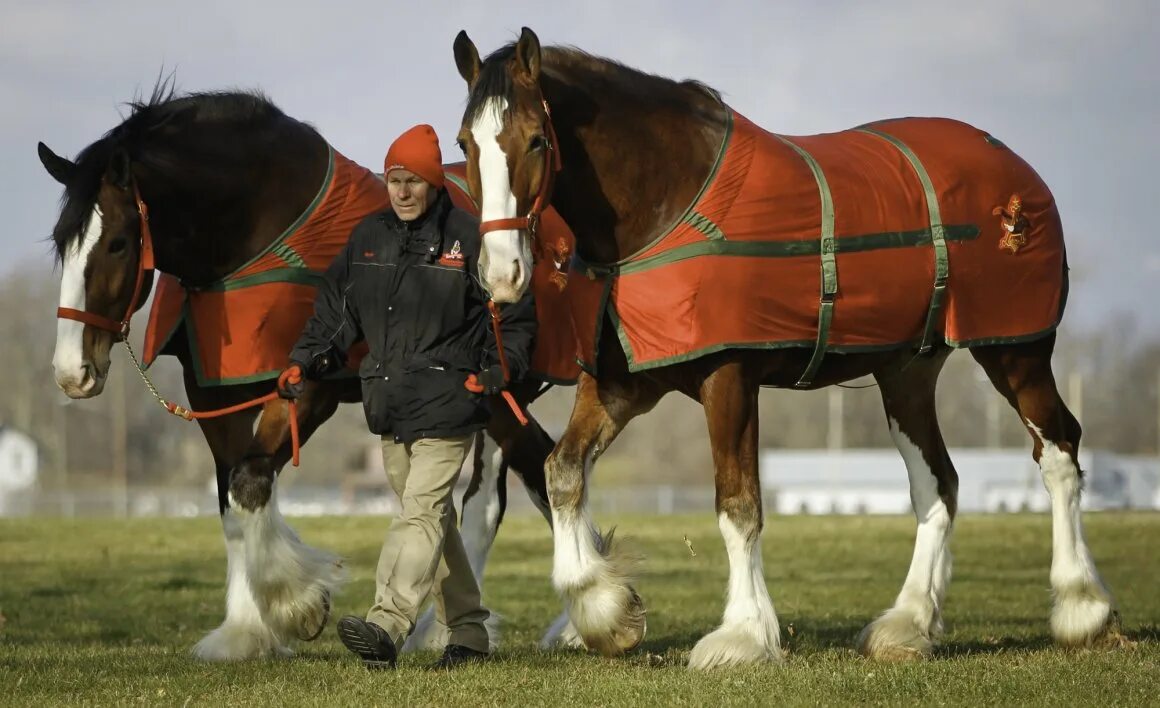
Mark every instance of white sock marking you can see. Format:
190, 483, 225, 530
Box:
1028, 423, 1113, 644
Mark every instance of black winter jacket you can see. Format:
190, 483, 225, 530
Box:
288, 189, 536, 442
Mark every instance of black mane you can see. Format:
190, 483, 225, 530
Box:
464, 44, 722, 125
50, 80, 288, 261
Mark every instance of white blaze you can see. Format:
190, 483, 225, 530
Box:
470, 97, 531, 302
53, 206, 102, 393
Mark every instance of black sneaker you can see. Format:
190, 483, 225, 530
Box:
336, 616, 397, 670
429, 644, 489, 670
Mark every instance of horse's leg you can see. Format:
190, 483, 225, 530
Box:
227, 380, 348, 646
478, 383, 581, 649
548, 371, 662, 656
190, 408, 294, 660
688, 361, 781, 669
971, 334, 1119, 646
858, 349, 957, 660
493, 380, 555, 522
501, 422, 584, 650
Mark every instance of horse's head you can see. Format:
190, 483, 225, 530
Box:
454, 27, 557, 303
39, 140, 153, 398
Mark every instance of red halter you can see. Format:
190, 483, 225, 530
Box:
56, 182, 155, 340
477, 98, 562, 244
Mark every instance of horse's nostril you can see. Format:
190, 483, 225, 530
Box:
79, 362, 105, 392
510, 259, 522, 288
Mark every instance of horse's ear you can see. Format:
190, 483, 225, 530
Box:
107, 148, 132, 190
454, 30, 481, 86
515, 27, 541, 82
38, 142, 75, 185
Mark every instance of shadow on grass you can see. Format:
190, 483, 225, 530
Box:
636, 619, 1080, 661
154, 576, 217, 591
1126, 624, 1159, 643
936, 635, 1053, 657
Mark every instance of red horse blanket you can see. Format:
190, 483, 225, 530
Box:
574, 110, 1066, 377
142, 151, 583, 385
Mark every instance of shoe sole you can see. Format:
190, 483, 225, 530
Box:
337, 618, 396, 669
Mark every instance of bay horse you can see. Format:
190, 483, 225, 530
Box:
38, 85, 557, 660
452, 28, 1121, 668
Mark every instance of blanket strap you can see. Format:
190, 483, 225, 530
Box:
776, 136, 838, 389
858, 128, 948, 355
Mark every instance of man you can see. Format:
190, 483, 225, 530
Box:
278, 124, 536, 670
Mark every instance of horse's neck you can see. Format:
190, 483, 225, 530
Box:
150, 126, 329, 285
544, 75, 727, 265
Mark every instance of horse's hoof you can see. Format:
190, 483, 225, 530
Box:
298, 590, 331, 642
598, 586, 647, 656
1092, 611, 1137, 650
614, 587, 648, 653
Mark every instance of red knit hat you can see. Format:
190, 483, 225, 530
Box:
384, 124, 444, 190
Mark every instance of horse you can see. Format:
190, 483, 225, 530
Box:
37, 85, 559, 660
450, 27, 1122, 668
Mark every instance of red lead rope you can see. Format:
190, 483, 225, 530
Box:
464, 300, 529, 426
165, 395, 301, 467
122, 335, 302, 467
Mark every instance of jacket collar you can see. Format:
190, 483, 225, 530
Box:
381, 189, 453, 258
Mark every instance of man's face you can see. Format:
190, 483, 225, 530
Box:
387, 169, 435, 221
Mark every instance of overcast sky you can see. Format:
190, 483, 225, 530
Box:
3, 0, 1156, 334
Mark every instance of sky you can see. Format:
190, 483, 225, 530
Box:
3, 0, 1157, 335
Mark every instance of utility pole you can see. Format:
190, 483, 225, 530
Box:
1068, 371, 1083, 427
986, 391, 1001, 448
53, 398, 69, 487
111, 359, 128, 517
828, 387, 844, 450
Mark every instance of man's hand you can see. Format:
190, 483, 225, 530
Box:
277, 364, 306, 400
475, 364, 507, 395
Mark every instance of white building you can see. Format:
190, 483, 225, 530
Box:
0, 425, 39, 516
760, 447, 1160, 515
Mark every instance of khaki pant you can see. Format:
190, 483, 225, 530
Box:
366, 434, 490, 653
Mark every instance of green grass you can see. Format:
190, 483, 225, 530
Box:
1, 512, 1158, 706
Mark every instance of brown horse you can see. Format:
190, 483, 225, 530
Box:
451, 28, 1121, 668
38, 85, 556, 659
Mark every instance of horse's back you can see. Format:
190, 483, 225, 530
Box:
599, 111, 1066, 372
844, 116, 1064, 346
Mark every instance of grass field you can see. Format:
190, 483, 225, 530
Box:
1, 511, 1158, 706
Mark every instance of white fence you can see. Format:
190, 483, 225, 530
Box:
4, 447, 1159, 518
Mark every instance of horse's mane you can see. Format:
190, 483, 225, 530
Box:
50, 78, 288, 261
464, 43, 723, 125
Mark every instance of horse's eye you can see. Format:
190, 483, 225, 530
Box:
108, 237, 128, 255
456, 139, 467, 154
528, 135, 547, 153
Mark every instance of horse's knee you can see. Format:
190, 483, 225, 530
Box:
717, 495, 762, 539
546, 448, 584, 511
216, 465, 232, 516
229, 458, 274, 511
